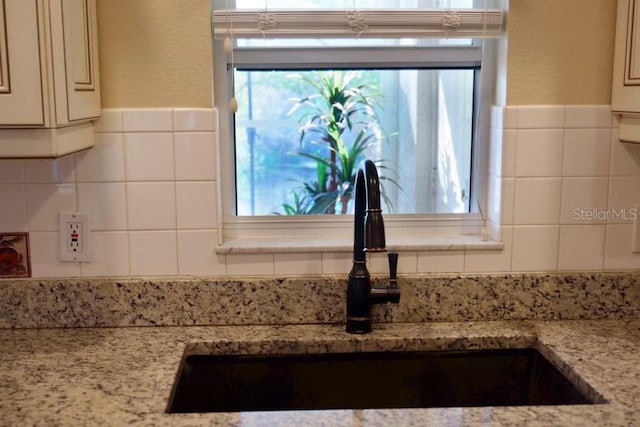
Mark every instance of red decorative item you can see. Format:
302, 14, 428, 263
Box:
0, 233, 31, 278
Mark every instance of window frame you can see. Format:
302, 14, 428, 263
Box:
213, 21, 500, 253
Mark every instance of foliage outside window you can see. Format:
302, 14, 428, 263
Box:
213, 0, 503, 246
234, 65, 475, 216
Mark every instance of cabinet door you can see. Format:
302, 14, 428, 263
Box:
612, 0, 640, 113
60, 0, 100, 122
0, 0, 45, 126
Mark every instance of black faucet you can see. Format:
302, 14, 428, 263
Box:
346, 160, 400, 334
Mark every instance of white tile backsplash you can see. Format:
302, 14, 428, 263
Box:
29, 231, 82, 278
417, 250, 465, 273
94, 108, 124, 133
129, 230, 178, 276
604, 224, 640, 270
126, 182, 176, 230
565, 105, 612, 129
2, 106, 638, 278
464, 226, 513, 272
321, 253, 352, 275
560, 177, 609, 224
122, 109, 173, 132
0, 184, 28, 231
227, 253, 274, 276
124, 133, 175, 181
26, 184, 77, 232
77, 183, 128, 230
74, 133, 126, 182
515, 129, 564, 177
173, 108, 217, 132
174, 132, 216, 181
501, 129, 517, 177
81, 231, 130, 277
501, 178, 515, 225
177, 230, 226, 276
607, 177, 640, 223
513, 178, 562, 225
176, 182, 217, 229
558, 225, 605, 271
511, 225, 559, 271
368, 251, 417, 274
610, 131, 640, 176
516, 105, 565, 129
563, 128, 611, 177
24, 157, 75, 184
0, 160, 24, 183
274, 252, 323, 275
396, 252, 418, 274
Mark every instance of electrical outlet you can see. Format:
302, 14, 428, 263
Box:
67, 222, 82, 252
59, 212, 91, 262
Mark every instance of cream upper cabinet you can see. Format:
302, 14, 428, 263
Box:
613, 0, 640, 144
0, 0, 100, 158
0, 1, 45, 126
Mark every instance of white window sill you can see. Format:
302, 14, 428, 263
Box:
216, 234, 503, 254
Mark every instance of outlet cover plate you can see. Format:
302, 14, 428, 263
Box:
59, 212, 91, 262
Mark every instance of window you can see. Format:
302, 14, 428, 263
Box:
212, 1, 504, 248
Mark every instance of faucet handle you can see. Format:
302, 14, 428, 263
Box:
388, 252, 398, 283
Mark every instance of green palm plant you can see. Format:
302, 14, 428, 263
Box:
275, 161, 335, 215
281, 70, 391, 215
295, 125, 379, 214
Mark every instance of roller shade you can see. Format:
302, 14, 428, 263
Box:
212, 8, 504, 39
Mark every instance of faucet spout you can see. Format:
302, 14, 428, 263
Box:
351, 161, 385, 263
346, 160, 400, 334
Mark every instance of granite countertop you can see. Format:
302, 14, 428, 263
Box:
1, 319, 639, 426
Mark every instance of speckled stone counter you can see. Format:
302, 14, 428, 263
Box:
1, 320, 639, 426
1, 272, 639, 425
1, 272, 639, 328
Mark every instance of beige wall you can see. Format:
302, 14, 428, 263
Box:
507, 0, 617, 105
96, 0, 617, 107
97, 0, 212, 108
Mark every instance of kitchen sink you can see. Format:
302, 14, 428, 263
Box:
166, 348, 596, 413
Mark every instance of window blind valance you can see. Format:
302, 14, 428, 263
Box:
212, 9, 504, 40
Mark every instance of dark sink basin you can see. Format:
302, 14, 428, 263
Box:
166, 348, 595, 413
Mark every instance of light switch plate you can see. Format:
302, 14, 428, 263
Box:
58, 212, 91, 262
